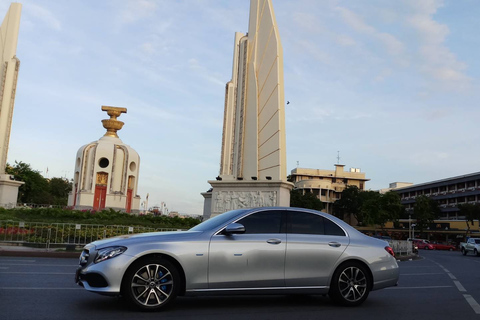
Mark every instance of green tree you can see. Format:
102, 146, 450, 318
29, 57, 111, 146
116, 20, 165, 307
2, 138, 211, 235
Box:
458, 203, 480, 238
290, 189, 324, 211
359, 191, 382, 226
333, 187, 403, 227
333, 185, 361, 221
5, 161, 71, 205
378, 191, 404, 227
413, 195, 440, 232
49, 177, 72, 205
6, 161, 49, 204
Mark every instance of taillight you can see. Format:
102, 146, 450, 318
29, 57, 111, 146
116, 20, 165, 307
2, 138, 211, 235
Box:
385, 246, 395, 257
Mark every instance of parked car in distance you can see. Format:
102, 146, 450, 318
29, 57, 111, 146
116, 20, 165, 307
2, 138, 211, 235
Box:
460, 238, 480, 256
412, 239, 434, 250
76, 207, 399, 311
431, 243, 456, 251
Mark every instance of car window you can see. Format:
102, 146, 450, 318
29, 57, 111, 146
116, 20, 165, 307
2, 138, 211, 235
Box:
189, 209, 248, 232
287, 211, 346, 236
475, 239, 480, 244
324, 218, 346, 236
236, 210, 285, 234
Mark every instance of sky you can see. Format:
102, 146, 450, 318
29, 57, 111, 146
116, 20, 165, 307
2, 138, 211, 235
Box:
2, 0, 480, 216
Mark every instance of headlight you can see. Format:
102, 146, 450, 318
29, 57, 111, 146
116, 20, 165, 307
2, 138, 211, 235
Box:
94, 246, 127, 263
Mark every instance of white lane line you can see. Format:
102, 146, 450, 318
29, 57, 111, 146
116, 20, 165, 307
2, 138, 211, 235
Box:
398, 266, 433, 269
0, 272, 73, 275
0, 287, 83, 290
464, 295, 480, 314
401, 273, 445, 276
447, 273, 457, 280
0, 264, 77, 267
454, 281, 467, 292
386, 286, 452, 290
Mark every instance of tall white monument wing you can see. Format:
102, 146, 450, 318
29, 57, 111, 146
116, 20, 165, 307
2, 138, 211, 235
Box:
220, 0, 286, 182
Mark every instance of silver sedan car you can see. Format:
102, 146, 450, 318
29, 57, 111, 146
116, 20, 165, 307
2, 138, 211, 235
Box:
76, 207, 399, 310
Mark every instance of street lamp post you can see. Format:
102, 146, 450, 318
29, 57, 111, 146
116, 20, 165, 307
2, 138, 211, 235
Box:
409, 215, 411, 239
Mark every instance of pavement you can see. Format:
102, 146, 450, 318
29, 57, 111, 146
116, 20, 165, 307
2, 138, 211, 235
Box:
0, 244, 80, 258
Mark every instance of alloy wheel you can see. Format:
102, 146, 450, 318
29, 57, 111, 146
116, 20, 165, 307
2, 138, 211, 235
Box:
337, 266, 368, 303
130, 263, 174, 307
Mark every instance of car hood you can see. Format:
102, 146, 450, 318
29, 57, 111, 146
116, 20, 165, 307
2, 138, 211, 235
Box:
86, 230, 203, 249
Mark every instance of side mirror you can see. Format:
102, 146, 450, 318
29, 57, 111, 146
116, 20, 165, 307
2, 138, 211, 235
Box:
224, 223, 245, 235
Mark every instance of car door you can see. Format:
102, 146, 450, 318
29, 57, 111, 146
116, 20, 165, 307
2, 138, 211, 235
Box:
285, 209, 349, 287
208, 210, 286, 289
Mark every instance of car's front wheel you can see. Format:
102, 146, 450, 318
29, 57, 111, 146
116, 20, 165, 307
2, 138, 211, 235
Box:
329, 262, 371, 306
462, 247, 467, 255
122, 257, 180, 311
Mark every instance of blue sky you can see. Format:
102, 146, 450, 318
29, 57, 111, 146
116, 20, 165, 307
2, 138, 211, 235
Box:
2, 0, 480, 215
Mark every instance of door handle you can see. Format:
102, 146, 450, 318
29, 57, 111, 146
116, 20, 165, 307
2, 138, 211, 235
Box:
328, 242, 341, 248
267, 239, 282, 245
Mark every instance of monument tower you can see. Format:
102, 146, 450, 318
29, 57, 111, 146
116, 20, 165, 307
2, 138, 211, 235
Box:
68, 106, 141, 213
203, 0, 293, 219
0, 4, 23, 208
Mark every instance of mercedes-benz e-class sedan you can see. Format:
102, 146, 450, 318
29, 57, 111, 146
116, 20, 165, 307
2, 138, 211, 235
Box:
76, 207, 399, 310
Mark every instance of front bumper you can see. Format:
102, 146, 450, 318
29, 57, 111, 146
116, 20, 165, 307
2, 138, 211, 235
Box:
75, 248, 135, 295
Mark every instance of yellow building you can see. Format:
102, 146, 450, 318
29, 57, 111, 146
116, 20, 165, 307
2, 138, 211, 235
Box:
290, 164, 369, 214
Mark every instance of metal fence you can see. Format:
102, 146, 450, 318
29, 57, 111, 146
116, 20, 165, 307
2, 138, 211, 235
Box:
0, 220, 181, 248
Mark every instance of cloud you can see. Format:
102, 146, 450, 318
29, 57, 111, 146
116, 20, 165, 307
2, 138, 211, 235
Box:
335, 6, 405, 57
405, 0, 471, 89
116, 0, 157, 24
26, 4, 61, 30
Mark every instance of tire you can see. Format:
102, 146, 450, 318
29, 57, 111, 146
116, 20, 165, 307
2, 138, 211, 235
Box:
121, 257, 180, 311
475, 249, 479, 257
424, 246, 429, 250
329, 262, 371, 307
462, 247, 467, 256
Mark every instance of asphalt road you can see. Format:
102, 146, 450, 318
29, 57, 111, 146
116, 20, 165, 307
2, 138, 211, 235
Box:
1, 250, 480, 320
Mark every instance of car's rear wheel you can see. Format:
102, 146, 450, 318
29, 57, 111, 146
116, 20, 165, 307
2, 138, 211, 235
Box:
122, 257, 180, 311
475, 249, 479, 257
462, 247, 467, 255
329, 262, 371, 306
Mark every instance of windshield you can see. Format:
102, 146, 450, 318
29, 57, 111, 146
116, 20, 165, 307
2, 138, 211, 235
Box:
190, 209, 249, 232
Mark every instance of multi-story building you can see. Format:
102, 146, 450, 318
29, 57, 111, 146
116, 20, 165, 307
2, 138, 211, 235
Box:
391, 172, 480, 220
289, 164, 369, 214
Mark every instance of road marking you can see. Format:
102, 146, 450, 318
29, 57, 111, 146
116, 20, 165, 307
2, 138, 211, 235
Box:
398, 266, 433, 269
0, 272, 73, 275
447, 273, 457, 280
0, 264, 77, 267
464, 295, 480, 314
0, 287, 83, 290
401, 273, 444, 276
386, 286, 452, 290
454, 280, 466, 292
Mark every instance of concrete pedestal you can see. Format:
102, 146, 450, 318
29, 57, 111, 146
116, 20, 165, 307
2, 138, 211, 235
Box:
0, 174, 24, 208
204, 180, 293, 219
